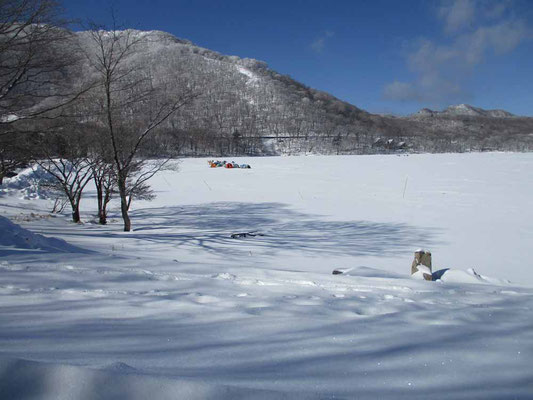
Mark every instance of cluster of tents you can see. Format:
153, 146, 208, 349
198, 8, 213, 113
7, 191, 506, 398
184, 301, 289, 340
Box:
208, 160, 251, 169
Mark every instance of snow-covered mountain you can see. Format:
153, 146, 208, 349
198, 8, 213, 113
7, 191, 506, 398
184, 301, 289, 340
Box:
413, 104, 515, 118
16, 28, 533, 155
68, 29, 376, 156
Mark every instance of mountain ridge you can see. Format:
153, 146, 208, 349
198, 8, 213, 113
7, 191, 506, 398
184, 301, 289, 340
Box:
29, 28, 533, 155
412, 104, 516, 119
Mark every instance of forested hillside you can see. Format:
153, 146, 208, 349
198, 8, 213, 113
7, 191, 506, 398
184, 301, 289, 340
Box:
2, 25, 533, 177
71, 30, 533, 157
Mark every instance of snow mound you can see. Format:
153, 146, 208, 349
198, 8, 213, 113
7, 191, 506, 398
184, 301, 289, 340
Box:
0, 216, 85, 253
335, 266, 511, 286
435, 268, 511, 285
103, 362, 138, 374
411, 264, 432, 280
2, 165, 56, 199
0, 357, 289, 400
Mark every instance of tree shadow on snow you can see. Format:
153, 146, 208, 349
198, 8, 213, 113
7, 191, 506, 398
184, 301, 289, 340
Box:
121, 202, 440, 258
1, 293, 531, 399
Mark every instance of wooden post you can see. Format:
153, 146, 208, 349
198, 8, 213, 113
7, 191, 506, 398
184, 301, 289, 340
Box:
411, 250, 433, 281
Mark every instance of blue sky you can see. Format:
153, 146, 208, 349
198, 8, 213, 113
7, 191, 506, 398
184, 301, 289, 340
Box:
64, 0, 533, 116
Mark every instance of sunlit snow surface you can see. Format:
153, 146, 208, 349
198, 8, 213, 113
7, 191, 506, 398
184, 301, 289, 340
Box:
1, 153, 532, 399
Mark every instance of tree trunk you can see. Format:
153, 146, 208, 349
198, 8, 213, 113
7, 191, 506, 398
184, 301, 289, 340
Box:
95, 178, 104, 224
118, 176, 131, 231
0, 174, 4, 185
72, 203, 80, 223
120, 197, 131, 231
99, 196, 110, 225
100, 189, 112, 225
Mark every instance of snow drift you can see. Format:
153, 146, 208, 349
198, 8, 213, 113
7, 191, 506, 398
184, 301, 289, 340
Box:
1, 165, 56, 200
0, 357, 289, 400
0, 216, 86, 254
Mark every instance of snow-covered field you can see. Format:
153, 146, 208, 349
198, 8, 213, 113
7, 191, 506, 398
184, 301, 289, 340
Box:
1, 152, 532, 399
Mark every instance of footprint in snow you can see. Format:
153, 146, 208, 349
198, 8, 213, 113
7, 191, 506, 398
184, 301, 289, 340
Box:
186, 293, 220, 304
212, 272, 237, 281
289, 296, 323, 306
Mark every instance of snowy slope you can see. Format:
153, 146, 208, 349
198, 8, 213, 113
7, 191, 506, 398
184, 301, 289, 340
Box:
0, 152, 532, 399
0, 215, 86, 254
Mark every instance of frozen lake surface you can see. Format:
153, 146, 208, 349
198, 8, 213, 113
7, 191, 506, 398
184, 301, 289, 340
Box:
1, 152, 532, 399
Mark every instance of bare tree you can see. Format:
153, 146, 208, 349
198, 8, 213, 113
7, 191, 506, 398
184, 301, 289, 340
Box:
37, 153, 93, 223
0, 0, 89, 183
0, 0, 86, 123
32, 115, 96, 223
36, 124, 93, 222
90, 157, 115, 225
84, 22, 199, 231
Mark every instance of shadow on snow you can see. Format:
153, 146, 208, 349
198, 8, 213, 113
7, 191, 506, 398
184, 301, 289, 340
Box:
119, 201, 441, 258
